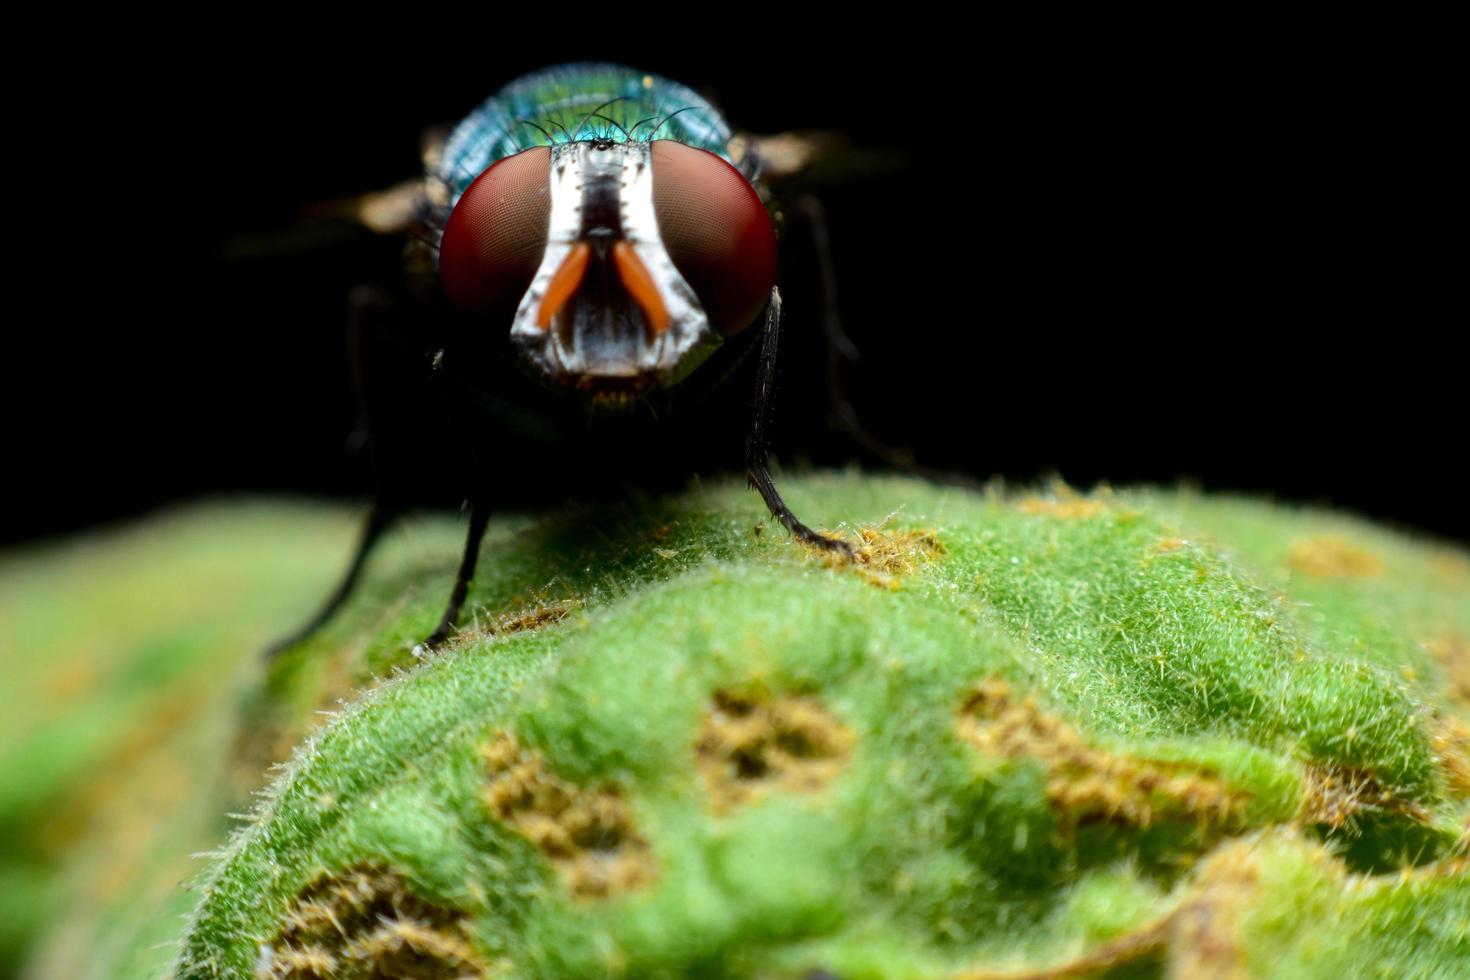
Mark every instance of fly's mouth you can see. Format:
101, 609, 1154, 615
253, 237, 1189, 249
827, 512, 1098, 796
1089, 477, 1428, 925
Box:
524, 246, 678, 398
513, 238, 719, 399
575, 377, 651, 410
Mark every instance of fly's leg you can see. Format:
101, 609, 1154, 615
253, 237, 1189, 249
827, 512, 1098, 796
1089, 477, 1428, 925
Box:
792, 193, 905, 465
790, 194, 872, 443
792, 194, 985, 491
413, 353, 507, 654
793, 194, 861, 373
263, 286, 409, 659
264, 503, 399, 659
745, 286, 853, 556
415, 494, 492, 653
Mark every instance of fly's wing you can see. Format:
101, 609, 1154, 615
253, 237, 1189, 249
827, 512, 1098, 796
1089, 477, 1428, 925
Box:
302, 180, 423, 233
302, 125, 451, 234
728, 131, 908, 188
214, 129, 445, 262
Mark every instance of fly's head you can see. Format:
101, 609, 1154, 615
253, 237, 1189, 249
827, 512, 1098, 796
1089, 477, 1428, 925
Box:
438, 139, 776, 404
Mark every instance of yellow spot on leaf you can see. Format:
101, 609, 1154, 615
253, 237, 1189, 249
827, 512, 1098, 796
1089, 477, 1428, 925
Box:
448, 599, 579, 651
808, 520, 945, 589
1427, 633, 1470, 704
1287, 536, 1383, 579
1300, 762, 1429, 829
956, 680, 1247, 830
1430, 715, 1470, 799
695, 689, 853, 812
1431, 553, 1470, 579
483, 732, 653, 900
266, 864, 484, 979
1017, 496, 1107, 520
954, 831, 1337, 980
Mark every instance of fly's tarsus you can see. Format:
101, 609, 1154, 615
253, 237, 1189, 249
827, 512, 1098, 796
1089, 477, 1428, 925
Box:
417, 497, 493, 654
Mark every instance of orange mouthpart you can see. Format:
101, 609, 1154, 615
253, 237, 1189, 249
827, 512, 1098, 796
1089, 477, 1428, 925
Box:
535, 241, 591, 329
612, 240, 671, 335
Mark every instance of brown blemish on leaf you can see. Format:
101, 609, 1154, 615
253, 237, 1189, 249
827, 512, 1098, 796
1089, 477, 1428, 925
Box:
809, 522, 945, 589
228, 633, 364, 802
857, 526, 946, 575
1152, 536, 1190, 556
484, 599, 578, 637
41, 659, 100, 707
954, 842, 1256, 978
695, 689, 853, 811
957, 828, 1464, 980
1167, 832, 1464, 976
236, 598, 581, 803
1426, 633, 1470, 704
482, 732, 653, 900
1287, 536, 1383, 579
1161, 835, 1273, 980
1431, 553, 1470, 580
1409, 852, 1470, 878
1430, 715, 1470, 799
264, 947, 337, 978
957, 681, 1247, 830
265, 864, 484, 979
39, 685, 201, 860
954, 915, 1174, 979
449, 598, 580, 651
953, 833, 1287, 980
1017, 496, 1107, 520
1300, 761, 1430, 829
954, 833, 1300, 980
233, 590, 427, 800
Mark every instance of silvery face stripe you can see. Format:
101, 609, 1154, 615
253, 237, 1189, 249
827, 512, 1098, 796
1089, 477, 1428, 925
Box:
509, 141, 718, 382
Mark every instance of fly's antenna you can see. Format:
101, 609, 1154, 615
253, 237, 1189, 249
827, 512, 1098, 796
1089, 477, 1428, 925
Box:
590, 113, 631, 141
647, 105, 699, 140
513, 118, 556, 144
570, 96, 631, 141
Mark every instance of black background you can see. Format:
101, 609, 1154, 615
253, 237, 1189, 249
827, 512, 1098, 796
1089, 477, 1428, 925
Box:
8, 25, 1462, 545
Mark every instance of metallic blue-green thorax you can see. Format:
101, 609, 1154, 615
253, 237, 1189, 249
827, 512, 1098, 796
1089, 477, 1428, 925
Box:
437, 63, 734, 208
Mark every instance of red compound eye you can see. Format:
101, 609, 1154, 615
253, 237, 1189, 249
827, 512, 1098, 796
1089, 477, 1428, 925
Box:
439, 146, 552, 314
651, 140, 776, 337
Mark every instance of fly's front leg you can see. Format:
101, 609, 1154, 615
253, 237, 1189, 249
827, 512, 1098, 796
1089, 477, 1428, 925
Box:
745, 286, 853, 556
415, 493, 492, 653
413, 354, 505, 654
264, 286, 406, 660
790, 193, 911, 466
791, 195, 985, 491
790, 194, 867, 441
265, 503, 399, 660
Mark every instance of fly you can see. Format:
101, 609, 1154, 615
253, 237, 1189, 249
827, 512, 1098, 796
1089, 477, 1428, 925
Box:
268, 63, 858, 657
